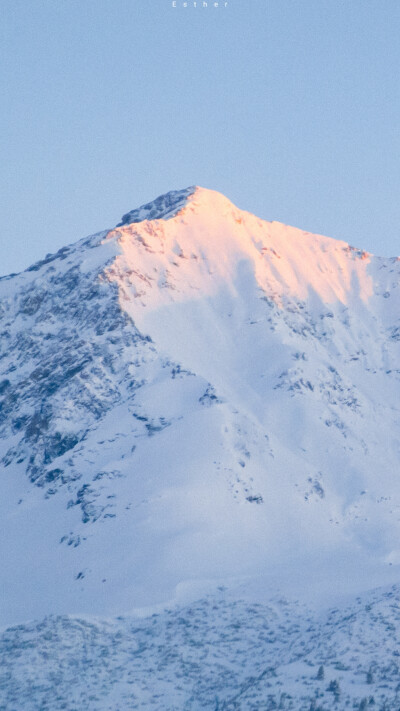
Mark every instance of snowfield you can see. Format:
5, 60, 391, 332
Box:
1, 186, 400, 708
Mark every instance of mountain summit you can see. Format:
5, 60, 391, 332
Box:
117, 185, 197, 224
1, 187, 400, 627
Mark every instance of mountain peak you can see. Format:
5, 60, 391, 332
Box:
116, 186, 239, 227
117, 186, 197, 226
2, 180, 400, 634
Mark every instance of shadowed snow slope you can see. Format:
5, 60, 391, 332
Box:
1, 186, 400, 629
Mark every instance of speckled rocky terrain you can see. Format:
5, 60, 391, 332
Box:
2, 187, 400, 709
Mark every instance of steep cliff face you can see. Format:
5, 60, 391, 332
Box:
1, 186, 400, 626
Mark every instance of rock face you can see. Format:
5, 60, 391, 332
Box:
1, 186, 400, 630
117, 185, 196, 225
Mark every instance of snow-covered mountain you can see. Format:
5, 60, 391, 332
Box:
2, 186, 400, 709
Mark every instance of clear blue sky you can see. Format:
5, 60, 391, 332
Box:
1, 0, 399, 275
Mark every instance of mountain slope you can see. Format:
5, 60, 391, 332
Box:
3, 583, 400, 711
1, 186, 400, 628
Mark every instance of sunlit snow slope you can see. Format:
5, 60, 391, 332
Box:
1, 186, 400, 626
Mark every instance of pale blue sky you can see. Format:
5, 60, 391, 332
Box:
1, 0, 399, 275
